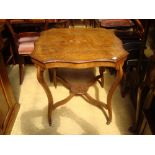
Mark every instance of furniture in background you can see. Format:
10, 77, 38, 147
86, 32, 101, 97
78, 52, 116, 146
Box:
98, 20, 149, 102
0, 19, 71, 84
7, 19, 69, 32
6, 20, 40, 84
9, 19, 46, 33
0, 28, 19, 134
31, 28, 128, 126
0, 21, 16, 65
44, 19, 69, 29
69, 19, 95, 27
95, 19, 135, 29
137, 21, 155, 134
136, 55, 155, 134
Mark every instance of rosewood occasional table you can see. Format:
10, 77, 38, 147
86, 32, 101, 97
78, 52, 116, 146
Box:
30, 28, 128, 126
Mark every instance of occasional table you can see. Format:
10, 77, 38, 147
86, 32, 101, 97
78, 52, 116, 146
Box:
31, 28, 128, 126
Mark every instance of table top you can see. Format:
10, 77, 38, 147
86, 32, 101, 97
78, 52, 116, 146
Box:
31, 28, 128, 66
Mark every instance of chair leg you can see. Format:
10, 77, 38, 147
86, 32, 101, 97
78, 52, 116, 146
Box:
53, 68, 57, 88
120, 74, 128, 97
48, 69, 53, 82
19, 63, 24, 84
18, 56, 25, 85
99, 67, 105, 88
48, 68, 57, 88
9, 44, 16, 65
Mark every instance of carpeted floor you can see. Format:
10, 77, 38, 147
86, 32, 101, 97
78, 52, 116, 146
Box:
8, 65, 135, 135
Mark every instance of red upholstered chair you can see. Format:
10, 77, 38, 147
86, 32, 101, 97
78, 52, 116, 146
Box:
95, 19, 139, 40
98, 19, 135, 29
6, 20, 40, 84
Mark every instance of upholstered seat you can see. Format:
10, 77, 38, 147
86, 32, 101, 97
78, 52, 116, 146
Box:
18, 36, 39, 55
18, 41, 35, 55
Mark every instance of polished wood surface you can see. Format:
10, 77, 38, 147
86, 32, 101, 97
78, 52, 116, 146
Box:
31, 27, 128, 126
0, 50, 20, 135
31, 28, 127, 67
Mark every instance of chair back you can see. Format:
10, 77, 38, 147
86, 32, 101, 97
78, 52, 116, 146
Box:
132, 20, 145, 41
5, 20, 19, 54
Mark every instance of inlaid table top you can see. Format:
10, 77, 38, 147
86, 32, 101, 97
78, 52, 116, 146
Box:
31, 28, 128, 66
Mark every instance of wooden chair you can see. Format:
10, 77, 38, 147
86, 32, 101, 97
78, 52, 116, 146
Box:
119, 20, 149, 99
96, 19, 149, 102
6, 20, 40, 84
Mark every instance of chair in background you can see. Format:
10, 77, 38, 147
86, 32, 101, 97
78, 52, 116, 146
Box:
0, 22, 16, 66
44, 19, 69, 30
95, 19, 149, 104
95, 19, 135, 29
139, 54, 155, 134
9, 19, 46, 33
95, 19, 146, 44
128, 54, 155, 134
119, 20, 149, 101
69, 19, 95, 28
6, 20, 40, 84
94, 19, 137, 88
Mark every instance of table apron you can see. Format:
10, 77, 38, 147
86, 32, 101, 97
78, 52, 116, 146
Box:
31, 59, 126, 70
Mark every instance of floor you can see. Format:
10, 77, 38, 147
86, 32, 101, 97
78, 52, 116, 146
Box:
8, 65, 135, 135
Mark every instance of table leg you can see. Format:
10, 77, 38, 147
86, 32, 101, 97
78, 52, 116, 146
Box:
99, 67, 105, 88
37, 66, 53, 126
106, 65, 123, 124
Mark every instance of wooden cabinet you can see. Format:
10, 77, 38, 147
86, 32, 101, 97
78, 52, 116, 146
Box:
0, 50, 19, 134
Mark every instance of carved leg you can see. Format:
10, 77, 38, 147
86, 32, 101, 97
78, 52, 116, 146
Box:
53, 93, 74, 109
37, 66, 53, 126
82, 92, 109, 123
83, 92, 107, 109
106, 65, 123, 124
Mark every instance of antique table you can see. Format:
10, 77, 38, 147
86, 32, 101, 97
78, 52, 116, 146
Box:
31, 28, 128, 126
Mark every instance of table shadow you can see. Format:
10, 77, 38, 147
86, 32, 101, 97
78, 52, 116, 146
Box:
20, 106, 99, 135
